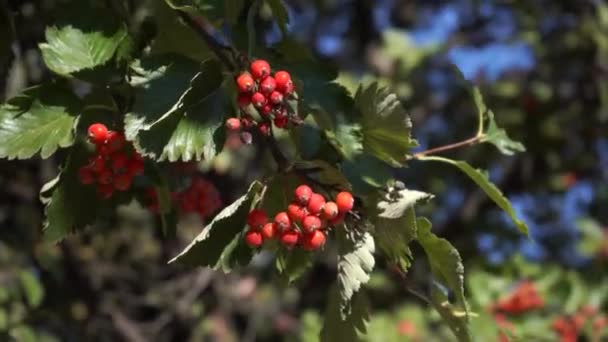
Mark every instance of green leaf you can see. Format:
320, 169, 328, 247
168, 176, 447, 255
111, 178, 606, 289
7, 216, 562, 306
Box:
420, 156, 528, 235
42, 142, 102, 241
373, 188, 432, 269
261, 174, 300, 216
275, 248, 313, 285
336, 230, 375, 318
355, 82, 418, 166
168, 181, 263, 269
325, 115, 363, 160
265, 0, 289, 34
481, 110, 525, 156
39, 7, 128, 76
18, 271, 44, 308
0, 83, 80, 160
9, 325, 37, 342
293, 160, 352, 190
125, 57, 226, 161
416, 217, 471, 341
320, 286, 370, 342
341, 154, 393, 197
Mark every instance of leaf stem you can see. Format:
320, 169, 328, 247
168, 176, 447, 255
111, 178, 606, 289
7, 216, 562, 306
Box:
411, 135, 484, 159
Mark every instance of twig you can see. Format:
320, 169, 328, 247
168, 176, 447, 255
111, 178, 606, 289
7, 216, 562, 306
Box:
411, 135, 483, 159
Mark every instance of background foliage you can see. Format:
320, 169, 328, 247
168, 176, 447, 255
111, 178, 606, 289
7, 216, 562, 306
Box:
0, 0, 607, 341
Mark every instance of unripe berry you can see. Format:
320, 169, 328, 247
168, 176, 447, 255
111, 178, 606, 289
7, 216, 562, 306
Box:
106, 131, 125, 153
274, 71, 292, 92
335, 191, 354, 213
78, 166, 95, 185
274, 211, 292, 231
97, 183, 114, 199
259, 76, 276, 94
226, 118, 241, 131
287, 203, 307, 223
237, 93, 251, 107
236, 73, 255, 93
90, 155, 106, 174
250, 60, 271, 80
322, 201, 339, 220
302, 230, 326, 251
113, 173, 132, 191
273, 115, 288, 128
302, 215, 322, 233
307, 193, 326, 215
247, 209, 268, 229
260, 104, 273, 116
240, 131, 253, 145
245, 229, 263, 248
251, 92, 267, 108
261, 222, 277, 240
111, 152, 129, 171
294, 185, 312, 205
88, 123, 108, 144
280, 229, 300, 248
258, 122, 271, 136
127, 157, 144, 176
269, 91, 284, 105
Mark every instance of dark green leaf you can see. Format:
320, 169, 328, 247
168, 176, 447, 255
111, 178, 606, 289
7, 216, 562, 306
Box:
261, 174, 300, 216
481, 110, 525, 156
320, 286, 370, 342
325, 115, 363, 160
0, 0, 14, 64
265, 0, 289, 34
275, 248, 313, 285
416, 217, 471, 341
420, 156, 528, 235
341, 154, 393, 197
225, 0, 246, 25
18, 271, 44, 308
336, 230, 375, 318
168, 181, 263, 269
39, 8, 128, 76
0, 83, 80, 160
355, 82, 418, 166
293, 160, 352, 190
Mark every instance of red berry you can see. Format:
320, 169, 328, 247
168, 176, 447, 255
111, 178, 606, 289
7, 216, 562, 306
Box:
106, 131, 125, 153
97, 144, 111, 156
282, 82, 294, 95
273, 115, 288, 128
274, 71, 292, 92
294, 185, 312, 206
259, 76, 276, 94
329, 213, 345, 226
88, 123, 108, 144
127, 157, 144, 176
335, 191, 354, 213
287, 203, 307, 223
250, 60, 271, 80
240, 116, 254, 128
261, 222, 277, 240
98, 169, 113, 185
307, 193, 326, 215
260, 104, 273, 116
111, 152, 129, 171
78, 166, 95, 185
251, 92, 267, 108
237, 93, 251, 107
593, 316, 607, 331
89, 155, 106, 174
322, 201, 339, 220
181, 198, 196, 213
236, 73, 255, 93
113, 173, 132, 191
274, 211, 292, 231
226, 118, 241, 131
302, 215, 322, 233
245, 229, 263, 248
269, 91, 284, 105
280, 229, 300, 248
97, 183, 114, 199
302, 230, 326, 250
258, 122, 271, 136
247, 209, 267, 229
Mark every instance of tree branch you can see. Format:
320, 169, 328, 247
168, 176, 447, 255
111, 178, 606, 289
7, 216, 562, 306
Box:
411, 135, 484, 159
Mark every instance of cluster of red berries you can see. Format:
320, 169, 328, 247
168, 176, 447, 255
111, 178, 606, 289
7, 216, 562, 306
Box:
227, 59, 295, 136
492, 281, 544, 314
78, 123, 144, 199
243, 185, 355, 251
552, 306, 607, 342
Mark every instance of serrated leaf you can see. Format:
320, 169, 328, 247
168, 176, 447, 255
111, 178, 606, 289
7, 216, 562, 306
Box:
39, 8, 128, 76
481, 110, 525, 156
374, 189, 432, 269
336, 230, 375, 318
320, 286, 370, 342
420, 156, 528, 235
341, 154, 393, 197
275, 248, 312, 285
293, 160, 352, 190
325, 115, 363, 159
416, 217, 471, 341
168, 181, 263, 269
126, 57, 225, 161
261, 174, 300, 216
0, 83, 80, 160
355, 82, 417, 166
265, 0, 289, 34
18, 271, 44, 308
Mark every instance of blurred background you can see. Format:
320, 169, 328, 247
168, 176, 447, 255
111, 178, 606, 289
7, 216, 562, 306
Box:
1, 0, 607, 341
